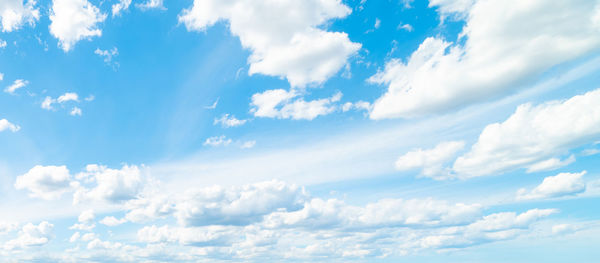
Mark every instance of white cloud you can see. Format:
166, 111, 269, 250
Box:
214, 114, 247, 128
0, 118, 20, 132
49, 0, 107, 52
69, 209, 95, 231
138, 225, 235, 246
69, 231, 80, 242
369, 0, 600, 119
14, 165, 74, 200
0, 222, 18, 234
111, 0, 131, 16
250, 90, 342, 120
179, 0, 361, 88
552, 223, 578, 235
136, 0, 165, 10
0, 0, 39, 32
4, 221, 53, 250
94, 47, 119, 68
341, 101, 371, 112
41, 96, 55, 110
70, 106, 82, 116
124, 195, 174, 223
204, 97, 218, 110
203, 135, 232, 147
99, 216, 127, 226
240, 140, 256, 149
454, 89, 600, 177
57, 92, 79, 103
264, 197, 481, 230
86, 237, 123, 250
74, 164, 144, 204
526, 155, 576, 173
0, 39, 6, 48
41, 92, 81, 111
397, 23, 413, 32
395, 141, 464, 180
175, 180, 306, 226
517, 171, 586, 200
4, 79, 28, 94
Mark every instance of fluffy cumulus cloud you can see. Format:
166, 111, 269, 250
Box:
69, 209, 96, 231
4, 221, 53, 250
0, 0, 39, 32
175, 180, 307, 226
74, 164, 144, 204
517, 172, 587, 200
14, 165, 74, 200
49, 0, 107, 52
5, 175, 566, 261
179, 0, 361, 88
0, 118, 20, 132
250, 90, 342, 120
369, 0, 600, 119
263, 197, 481, 229
395, 141, 464, 180
454, 89, 600, 177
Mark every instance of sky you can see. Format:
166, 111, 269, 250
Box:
1, 0, 600, 262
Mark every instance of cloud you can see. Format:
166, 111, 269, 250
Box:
57, 92, 79, 103
369, 0, 600, 119
398, 23, 413, 32
0, 39, 6, 48
214, 114, 247, 128
454, 89, 600, 178
0, 118, 20, 132
4, 79, 28, 94
74, 164, 145, 204
341, 101, 371, 112
14, 165, 74, 200
179, 0, 361, 88
240, 140, 256, 149
69, 209, 96, 231
204, 98, 219, 110
526, 155, 576, 173
94, 47, 119, 68
99, 216, 127, 226
0, 0, 39, 32
4, 221, 53, 250
49, 0, 107, 52
138, 225, 235, 246
70, 107, 82, 116
264, 197, 481, 230
395, 141, 464, 179
419, 208, 557, 249
517, 171, 586, 200
552, 223, 578, 235
124, 195, 174, 223
136, 0, 165, 10
41, 92, 81, 111
111, 0, 131, 16
250, 90, 342, 120
175, 180, 306, 226
203, 135, 232, 147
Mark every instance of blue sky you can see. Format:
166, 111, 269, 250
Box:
1, 0, 600, 262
